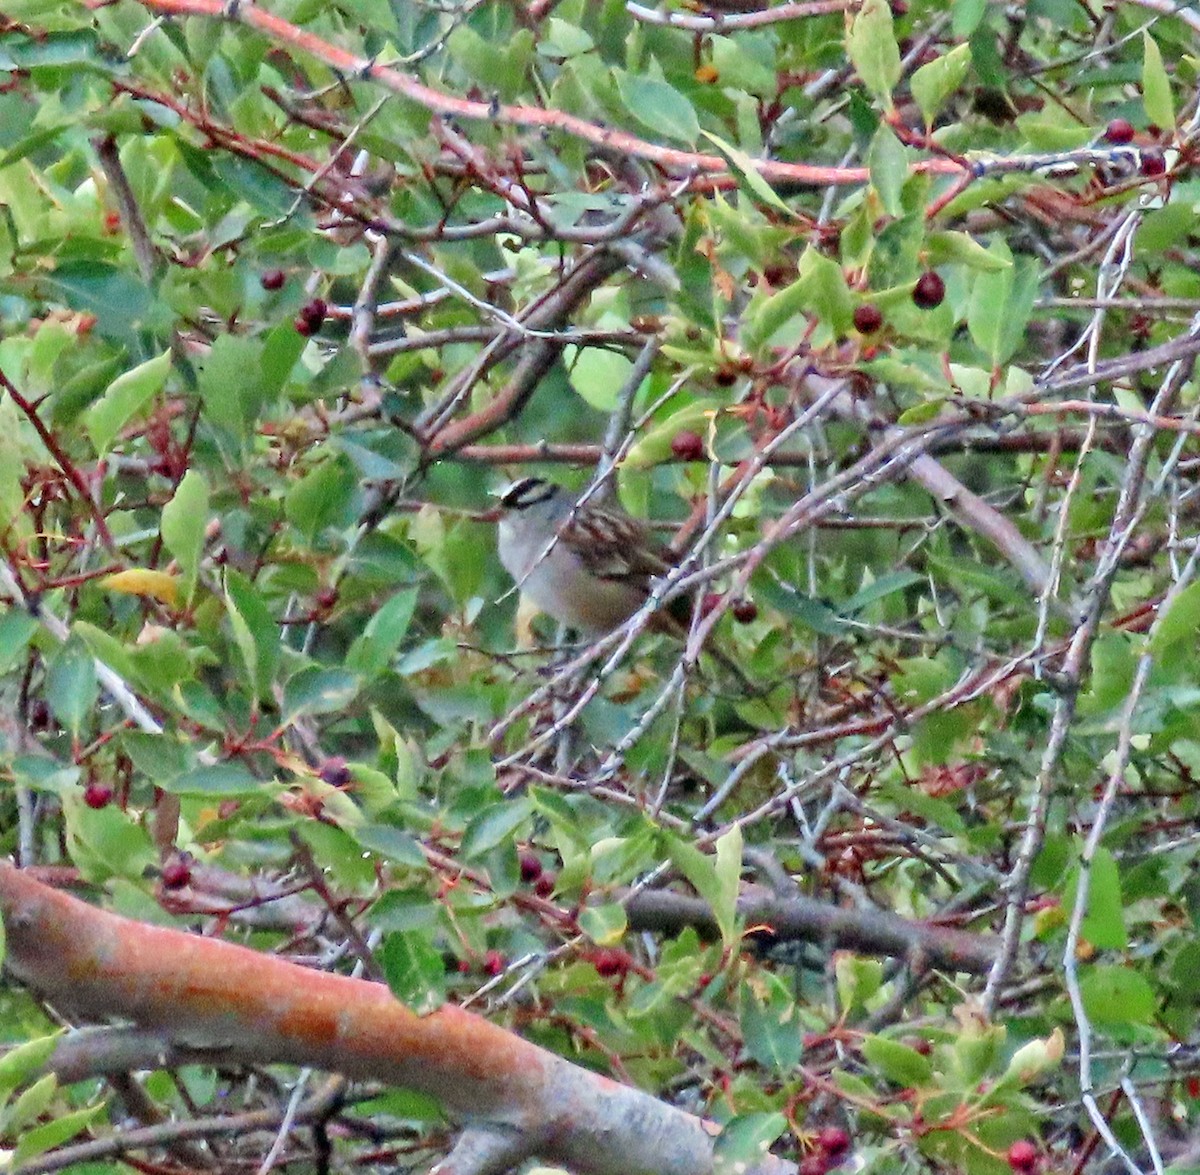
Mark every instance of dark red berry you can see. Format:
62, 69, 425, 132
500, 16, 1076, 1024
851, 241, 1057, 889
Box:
853, 303, 884, 333
670, 429, 705, 461
534, 872, 556, 897
294, 316, 317, 336
1141, 150, 1167, 177
1007, 1140, 1038, 1173
816, 1127, 851, 1158
299, 297, 327, 327
319, 757, 351, 788
593, 949, 630, 978
912, 270, 945, 309
889, 0, 908, 15
483, 950, 504, 977
731, 598, 758, 623
161, 857, 192, 889
1103, 118, 1135, 144
260, 268, 286, 290
83, 782, 113, 810
519, 852, 543, 883
699, 592, 724, 618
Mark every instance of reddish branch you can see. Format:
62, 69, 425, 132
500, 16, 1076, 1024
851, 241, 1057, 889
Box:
108, 0, 966, 190
0, 865, 794, 1175
0, 366, 117, 554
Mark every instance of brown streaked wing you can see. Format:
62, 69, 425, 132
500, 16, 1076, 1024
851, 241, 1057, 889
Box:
559, 507, 675, 584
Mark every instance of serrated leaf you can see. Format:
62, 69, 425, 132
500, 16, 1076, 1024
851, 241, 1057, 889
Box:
224, 571, 279, 699
84, 351, 170, 455
616, 71, 699, 144
1142, 33, 1175, 130
927, 230, 1011, 272
740, 972, 802, 1071
0, 1035, 60, 1094
712, 1112, 788, 1168
700, 130, 794, 218
847, 0, 901, 108
460, 798, 531, 859
869, 124, 910, 217
862, 1034, 934, 1087
46, 638, 98, 737
380, 931, 446, 1013
666, 833, 731, 946
12, 1102, 105, 1166
281, 667, 360, 721
164, 763, 264, 796
346, 588, 418, 678
160, 469, 209, 602
99, 568, 178, 607
0, 1073, 56, 1137
713, 825, 743, 946
911, 43, 971, 127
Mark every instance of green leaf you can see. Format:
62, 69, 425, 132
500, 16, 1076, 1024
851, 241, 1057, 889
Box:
847, 0, 901, 108
380, 931, 446, 1014
163, 763, 265, 796
84, 351, 170, 455
46, 638, 98, 737
197, 335, 266, 442
284, 455, 356, 543
712, 1112, 788, 1169
926, 230, 1012, 272
460, 797, 531, 860
740, 972, 802, 1072
700, 130, 794, 218
0, 1035, 60, 1094
868, 124, 910, 218
565, 345, 634, 411
862, 1034, 934, 1087
1070, 847, 1128, 951
1141, 33, 1175, 130
1079, 965, 1157, 1024
911, 43, 971, 127
1151, 578, 1200, 661
615, 71, 699, 145
353, 823, 426, 868
12, 1102, 105, 1166
0, 1073, 56, 1136
281, 667, 360, 721
712, 825, 743, 946
578, 902, 627, 946
666, 833, 733, 947
0, 609, 37, 675
622, 400, 720, 470
346, 588, 418, 678
160, 469, 209, 603
968, 241, 1039, 365
224, 571, 279, 699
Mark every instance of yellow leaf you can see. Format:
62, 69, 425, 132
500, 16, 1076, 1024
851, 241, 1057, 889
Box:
100, 569, 179, 606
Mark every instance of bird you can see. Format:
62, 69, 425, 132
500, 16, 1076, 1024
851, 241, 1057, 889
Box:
495, 477, 686, 637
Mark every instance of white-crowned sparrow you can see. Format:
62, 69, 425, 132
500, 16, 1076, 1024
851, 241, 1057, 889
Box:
496, 477, 684, 636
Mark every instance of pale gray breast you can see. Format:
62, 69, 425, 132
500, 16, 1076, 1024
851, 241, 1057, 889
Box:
497, 505, 645, 635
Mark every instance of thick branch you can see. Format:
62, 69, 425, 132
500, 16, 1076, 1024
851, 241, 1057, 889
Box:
625, 889, 999, 975
0, 865, 793, 1175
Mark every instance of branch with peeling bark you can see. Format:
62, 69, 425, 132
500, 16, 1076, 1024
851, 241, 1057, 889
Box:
0, 865, 795, 1175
